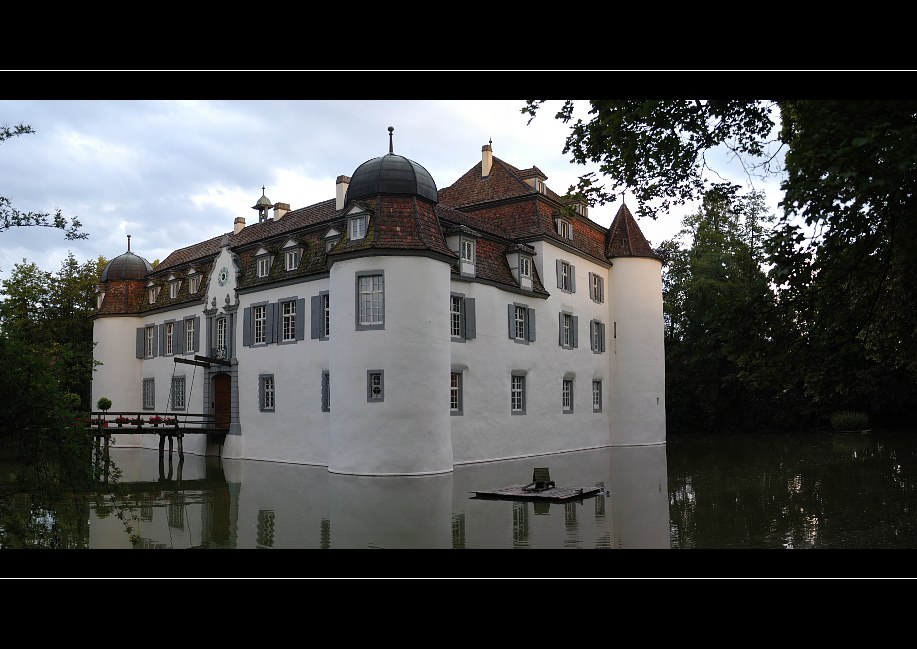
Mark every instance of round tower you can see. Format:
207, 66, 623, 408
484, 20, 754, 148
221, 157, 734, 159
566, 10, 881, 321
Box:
327, 128, 456, 475
606, 204, 666, 446
92, 236, 154, 415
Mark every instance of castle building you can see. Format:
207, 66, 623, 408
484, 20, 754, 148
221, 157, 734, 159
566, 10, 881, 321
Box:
91, 131, 666, 475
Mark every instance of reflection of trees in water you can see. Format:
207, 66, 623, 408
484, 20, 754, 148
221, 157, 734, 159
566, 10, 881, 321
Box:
667, 432, 917, 548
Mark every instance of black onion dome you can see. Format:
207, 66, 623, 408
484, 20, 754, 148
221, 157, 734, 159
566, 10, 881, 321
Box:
346, 153, 438, 203
100, 251, 153, 281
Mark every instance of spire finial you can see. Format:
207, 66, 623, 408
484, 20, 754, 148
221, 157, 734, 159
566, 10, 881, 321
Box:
489, 137, 492, 146
388, 126, 394, 154
127, 234, 131, 252
262, 185, 266, 196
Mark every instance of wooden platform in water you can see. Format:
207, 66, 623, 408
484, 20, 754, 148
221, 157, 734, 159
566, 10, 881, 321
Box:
471, 484, 602, 502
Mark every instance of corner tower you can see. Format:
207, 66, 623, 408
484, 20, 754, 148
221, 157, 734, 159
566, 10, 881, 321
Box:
606, 203, 666, 446
326, 128, 459, 475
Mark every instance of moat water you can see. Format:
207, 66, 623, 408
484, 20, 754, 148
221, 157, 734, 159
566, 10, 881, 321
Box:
5, 429, 916, 577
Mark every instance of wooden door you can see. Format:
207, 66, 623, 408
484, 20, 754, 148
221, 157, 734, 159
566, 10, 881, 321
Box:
213, 373, 231, 429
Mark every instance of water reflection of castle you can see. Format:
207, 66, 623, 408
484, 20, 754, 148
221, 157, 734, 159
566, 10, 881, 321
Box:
90, 445, 670, 551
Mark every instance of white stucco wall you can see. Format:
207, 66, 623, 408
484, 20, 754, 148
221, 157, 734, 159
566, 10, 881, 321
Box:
92, 315, 144, 415
450, 241, 614, 464
230, 277, 330, 465
327, 255, 454, 476
609, 256, 666, 445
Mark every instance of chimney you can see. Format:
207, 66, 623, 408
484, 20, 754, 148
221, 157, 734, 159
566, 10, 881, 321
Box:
234, 216, 246, 234
482, 141, 493, 177
273, 202, 290, 221
336, 175, 350, 211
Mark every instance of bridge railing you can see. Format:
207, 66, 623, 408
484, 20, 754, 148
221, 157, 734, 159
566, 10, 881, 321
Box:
86, 411, 219, 432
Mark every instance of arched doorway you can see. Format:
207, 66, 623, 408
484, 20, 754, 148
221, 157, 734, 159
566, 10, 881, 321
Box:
213, 372, 231, 429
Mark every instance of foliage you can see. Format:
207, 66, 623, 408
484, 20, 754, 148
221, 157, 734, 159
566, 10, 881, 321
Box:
0, 122, 87, 241
830, 410, 870, 432
527, 99, 917, 430
96, 397, 112, 412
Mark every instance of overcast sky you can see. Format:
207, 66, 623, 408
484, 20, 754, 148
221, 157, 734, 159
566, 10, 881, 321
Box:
0, 97, 783, 284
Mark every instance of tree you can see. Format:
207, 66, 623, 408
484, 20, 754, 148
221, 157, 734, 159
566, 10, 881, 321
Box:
1, 122, 87, 241
526, 99, 917, 428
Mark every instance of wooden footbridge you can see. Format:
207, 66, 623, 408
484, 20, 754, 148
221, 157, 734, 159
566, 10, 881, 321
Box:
87, 410, 227, 457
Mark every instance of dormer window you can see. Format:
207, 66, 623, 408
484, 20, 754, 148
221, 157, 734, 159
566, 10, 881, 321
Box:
168, 277, 182, 299
255, 248, 273, 279
147, 284, 160, 305
96, 291, 105, 309
519, 256, 531, 279
556, 218, 573, 240
324, 226, 341, 253
188, 273, 201, 294
459, 237, 476, 277
535, 179, 545, 193
349, 214, 367, 240
572, 203, 587, 217
285, 249, 300, 271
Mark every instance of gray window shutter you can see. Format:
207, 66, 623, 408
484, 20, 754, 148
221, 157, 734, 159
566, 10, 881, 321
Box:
600, 322, 606, 352
194, 316, 201, 353
556, 259, 562, 289
572, 315, 579, 348
258, 377, 264, 410
295, 298, 306, 340
136, 328, 144, 358
153, 325, 160, 357
527, 308, 536, 342
464, 298, 476, 340
175, 323, 185, 355
590, 320, 595, 351
558, 312, 564, 346
570, 266, 576, 293
242, 307, 252, 347
588, 272, 595, 300
266, 303, 276, 344
311, 295, 321, 339
507, 304, 514, 339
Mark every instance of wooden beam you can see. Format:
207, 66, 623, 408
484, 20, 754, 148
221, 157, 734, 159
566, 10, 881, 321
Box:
194, 354, 231, 366
175, 357, 210, 368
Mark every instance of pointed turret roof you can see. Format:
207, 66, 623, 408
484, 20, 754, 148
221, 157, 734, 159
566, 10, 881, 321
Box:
605, 202, 661, 260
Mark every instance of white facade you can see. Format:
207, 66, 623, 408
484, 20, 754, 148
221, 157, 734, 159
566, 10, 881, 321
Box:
91, 143, 666, 475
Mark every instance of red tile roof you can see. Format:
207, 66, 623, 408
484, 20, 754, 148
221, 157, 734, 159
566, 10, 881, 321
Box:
605, 203, 662, 260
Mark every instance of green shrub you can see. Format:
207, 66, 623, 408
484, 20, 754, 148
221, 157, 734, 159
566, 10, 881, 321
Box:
830, 410, 870, 431
96, 397, 112, 412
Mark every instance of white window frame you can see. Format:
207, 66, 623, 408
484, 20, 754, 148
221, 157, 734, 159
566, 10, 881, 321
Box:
281, 300, 296, 342
562, 378, 574, 413
514, 305, 527, 340
349, 215, 367, 240
165, 322, 174, 355
593, 380, 602, 413
511, 374, 526, 415
169, 281, 181, 299
257, 256, 270, 278
259, 374, 275, 412
185, 318, 195, 354
145, 325, 154, 358
189, 274, 200, 294
561, 313, 573, 348
556, 218, 573, 239
560, 261, 572, 292
253, 305, 266, 344
216, 316, 227, 355
461, 239, 475, 263
450, 371, 463, 415
322, 293, 330, 338
356, 272, 384, 329
519, 256, 531, 279
148, 286, 158, 304
451, 295, 463, 338
285, 249, 299, 271
590, 273, 604, 303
